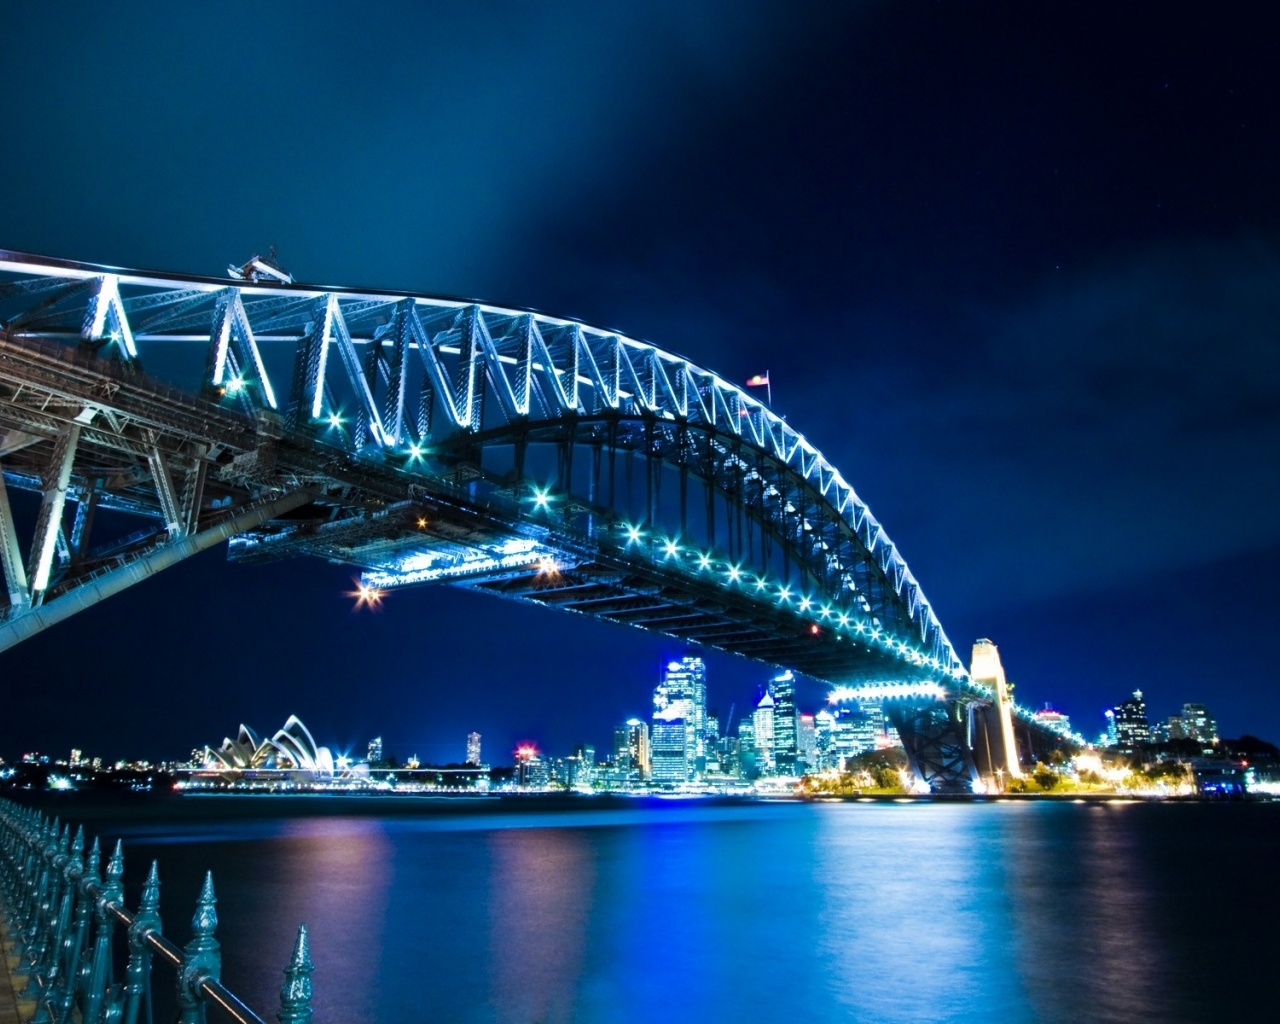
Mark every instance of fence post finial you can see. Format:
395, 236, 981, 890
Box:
277, 924, 314, 1024
178, 871, 221, 1023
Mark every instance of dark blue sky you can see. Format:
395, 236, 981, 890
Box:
1, 2, 1277, 763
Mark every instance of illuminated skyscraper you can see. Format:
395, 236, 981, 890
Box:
753, 688, 776, 773
514, 745, 548, 789
650, 720, 689, 785
1113, 691, 1151, 751
771, 671, 799, 774
653, 656, 707, 778
466, 731, 482, 766
367, 736, 383, 764
815, 705, 882, 769
1179, 703, 1218, 747
737, 718, 759, 779
797, 714, 816, 771
566, 744, 595, 789
614, 718, 651, 779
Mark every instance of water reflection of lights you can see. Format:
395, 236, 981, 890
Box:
488, 829, 596, 1022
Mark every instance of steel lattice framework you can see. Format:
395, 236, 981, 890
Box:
0, 250, 1080, 787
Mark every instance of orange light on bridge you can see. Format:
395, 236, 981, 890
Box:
349, 581, 384, 610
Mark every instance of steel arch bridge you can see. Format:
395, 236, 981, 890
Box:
0, 251, 1072, 789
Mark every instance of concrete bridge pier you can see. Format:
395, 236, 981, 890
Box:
968, 639, 1024, 792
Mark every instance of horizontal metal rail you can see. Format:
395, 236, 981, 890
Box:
0, 797, 313, 1023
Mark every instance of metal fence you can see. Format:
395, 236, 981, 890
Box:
0, 798, 313, 1023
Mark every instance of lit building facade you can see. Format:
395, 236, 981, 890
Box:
653, 656, 708, 777
738, 718, 759, 779
566, 744, 595, 789
752, 688, 776, 773
466, 731, 482, 766
814, 705, 883, 770
650, 720, 689, 785
614, 718, 651, 779
1113, 691, 1151, 751
514, 745, 549, 789
368, 736, 384, 764
771, 671, 799, 775
1033, 704, 1072, 734
797, 714, 817, 772
1178, 703, 1218, 747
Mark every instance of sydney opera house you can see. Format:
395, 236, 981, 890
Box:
196, 715, 350, 782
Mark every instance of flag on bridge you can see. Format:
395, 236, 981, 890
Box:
745, 372, 771, 406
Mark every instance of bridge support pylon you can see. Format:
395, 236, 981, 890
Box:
968, 638, 1023, 791
886, 701, 979, 794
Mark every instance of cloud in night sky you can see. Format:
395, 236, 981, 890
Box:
857, 238, 1280, 612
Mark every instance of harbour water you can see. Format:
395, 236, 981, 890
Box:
11, 795, 1278, 1023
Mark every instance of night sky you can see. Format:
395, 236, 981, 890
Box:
1, 3, 1277, 764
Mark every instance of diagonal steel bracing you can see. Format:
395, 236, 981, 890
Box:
0, 489, 316, 653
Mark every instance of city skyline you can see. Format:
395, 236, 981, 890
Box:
0, 5, 1277, 756
0, 648, 1242, 778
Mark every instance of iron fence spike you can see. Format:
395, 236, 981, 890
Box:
276, 924, 314, 1024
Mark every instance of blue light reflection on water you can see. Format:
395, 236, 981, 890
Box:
61, 798, 1279, 1023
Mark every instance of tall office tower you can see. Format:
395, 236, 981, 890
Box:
466, 731, 482, 766
1113, 690, 1151, 751
566, 744, 596, 789
737, 718, 759, 779
613, 724, 633, 768
1180, 703, 1218, 747
752, 687, 776, 773
654, 656, 708, 771
1104, 709, 1118, 747
813, 708, 838, 770
514, 745, 548, 789
712, 735, 736, 777
771, 671, 799, 774
69, 748, 83, 768
650, 719, 689, 785
797, 714, 817, 771
862, 703, 889, 746
368, 736, 384, 764
849, 706, 881, 755
615, 718, 651, 778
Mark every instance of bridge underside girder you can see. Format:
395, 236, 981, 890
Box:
226, 491, 927, 686
885, 702, 979, 794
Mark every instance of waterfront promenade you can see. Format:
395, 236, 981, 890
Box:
0, 908, 30, 1024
